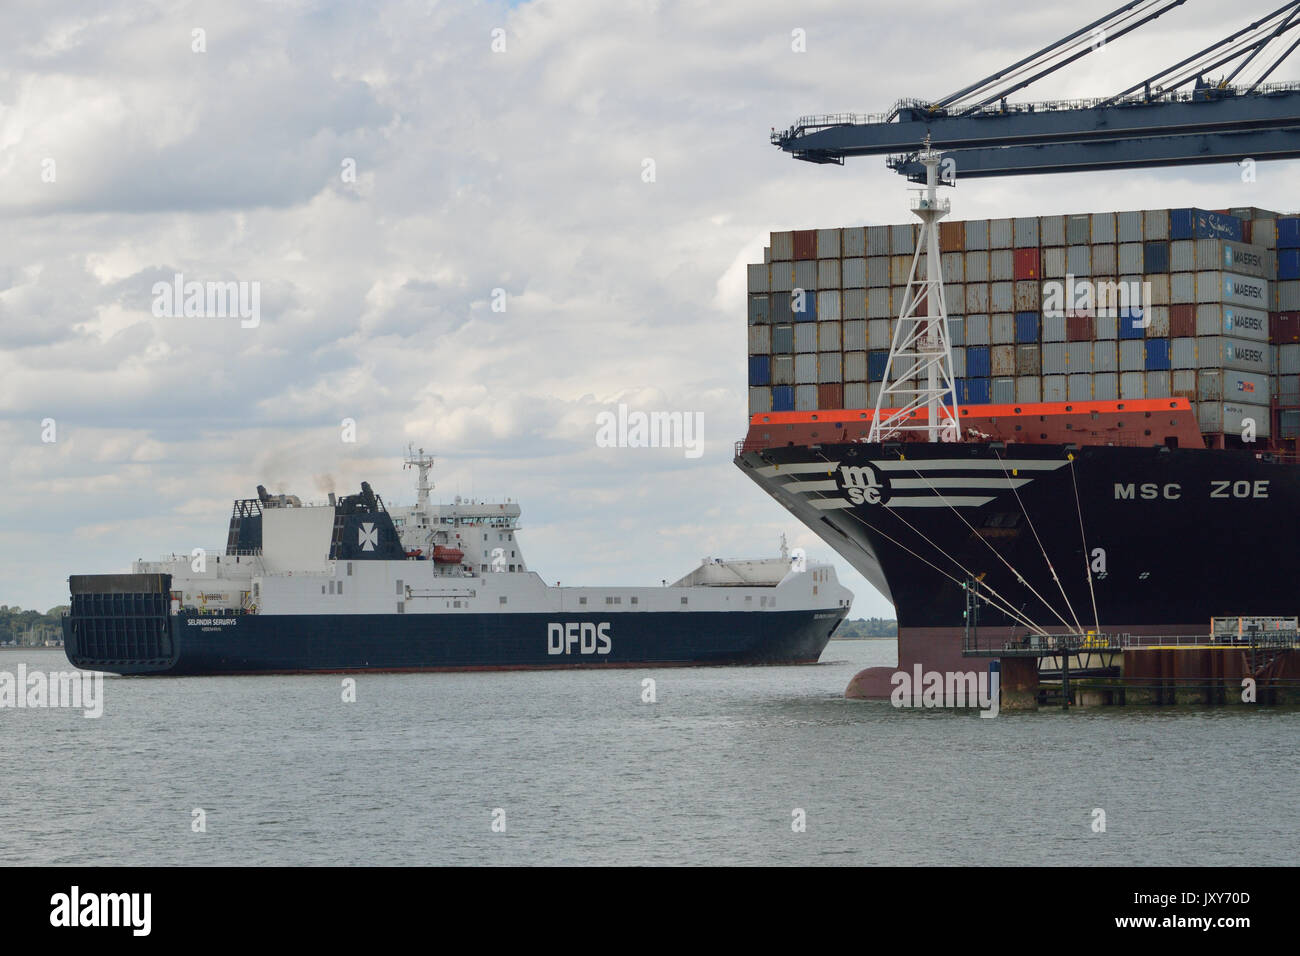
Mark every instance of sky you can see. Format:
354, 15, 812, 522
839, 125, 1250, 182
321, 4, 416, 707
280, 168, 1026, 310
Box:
3, 0, 1299, 617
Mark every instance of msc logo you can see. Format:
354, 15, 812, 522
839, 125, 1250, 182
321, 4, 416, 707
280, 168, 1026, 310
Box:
547, 622, 612, 655
837, 464, 888, 506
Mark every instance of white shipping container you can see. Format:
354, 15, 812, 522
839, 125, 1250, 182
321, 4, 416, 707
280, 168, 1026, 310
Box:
1170, 272, 1196, 304
890, 224, 915, 255
1120, 370, 1145, 398
1093, 340, 1118, 371
992, 344, 1017, 375
1279, 280, 1300, 311
770, 262, 793, 292
1147, 273, 1170, 306
819, 352, 842, 383
1118, 211, 1143, 243
1196, 336, 1271, 373
1280, 343, 1300, 373
1094, 372, 1119, 400
1043, 375, 1067, 402
1091, 212, 1118, 244
891, 255, 913, 285
1067, 341, 1093, 369
1202, 239, 1274, 279
1145, 305, 1170, 337
1043, 314, 1066, 342
1016, 376, 1041, 403
948, 316, 965, 346
795, 384, 818, 411
1146, 371, 1171, 398
772, 355, 794, 385
866, 257, 888, 287
1197, 401, 1271, 437
1195, 271, 1270, 308
842, 227, 866, 257
1194, 304, 1268, 341
818, 321, 841, 351
1118, 243, 1144, 274
1119, 340, 1146, 371
868, 381, 882, 406
843, 320, 867, 351
844, 351, 867, 382
772, 231, 794, 260
749, 387, 772, 415
951, 346, 966, 378
843, 257, 867, 288
1171, 337, 1196, 369
989, 249, 1013, 282
748, 326, 771, 353
1042, 247, 1067, 278
1144, 208, 1170, 240
817, 290, 842, 322
748, 263, 769, 293
1172, 368, 1197, 398
965, 251, 990, 283
868, 318, 890, 349
1196, 369, 1270, 401
1014, 217, 1039, 247
966, 284, 990, 313
845, 382, 869, 408
990, 218, 1013, 249
990, 282, 1014, 311
843, 290, 868, 322
1067, 245, 1092, 276
1092, 244, 1118, 276
816, 228, 841, 258
866, 288, 889, 319
1170, 240, 1196, 272
1068, 374, 1092, 401
942, 252, 964, 283
795, 353, 818, 383
964, 220, 990, 251
1252, 219, 1277, 250
818, 259, 840, 289
1095, 315, 1118, 340
992, 313, 1015, 344
795, 324, 817, 353
867, 226, 890, 256
1041, 215, 1066, 246
794, 260, 816, 290
966, 314, 991, 345
1042, 343, 1068, 374
1067, 214, 1091, 245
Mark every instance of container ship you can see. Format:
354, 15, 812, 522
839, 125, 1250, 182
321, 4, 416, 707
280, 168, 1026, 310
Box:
736, 196, 1300, 697
62, 450, 851, 675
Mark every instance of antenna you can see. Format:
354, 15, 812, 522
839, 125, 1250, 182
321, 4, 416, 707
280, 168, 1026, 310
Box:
403, 443, 435, 509
869, 138, 961, 443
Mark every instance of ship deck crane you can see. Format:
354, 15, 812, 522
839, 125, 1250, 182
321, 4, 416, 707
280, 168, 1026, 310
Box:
774, 0, 1300, 180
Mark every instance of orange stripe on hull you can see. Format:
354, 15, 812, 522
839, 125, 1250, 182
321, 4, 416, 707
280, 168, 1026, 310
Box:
750, 398, 1192, 427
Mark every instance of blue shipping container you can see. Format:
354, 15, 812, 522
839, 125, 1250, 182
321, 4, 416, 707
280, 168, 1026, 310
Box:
772, 386, 795, 411
791, 288, 817, 321
1280, 248, 1300, 281
1119, 307, 1145, 340
867, 350, 890, 381
1015, 311, 1040, 343
1143, 241, 1170, 274
966, 345, 992, 378
964, 378, 991, 405
1278, 217, 1300, 249
1170, 208, 1244, 242
1144, 338, 1171, 371
749, 355, 771, 386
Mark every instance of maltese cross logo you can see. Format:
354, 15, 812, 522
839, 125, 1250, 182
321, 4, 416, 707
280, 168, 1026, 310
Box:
358, 522, 378, 551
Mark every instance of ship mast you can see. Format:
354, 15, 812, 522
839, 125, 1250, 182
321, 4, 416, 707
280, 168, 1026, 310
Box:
403, 444, 435, 509
869, 137, 961, 443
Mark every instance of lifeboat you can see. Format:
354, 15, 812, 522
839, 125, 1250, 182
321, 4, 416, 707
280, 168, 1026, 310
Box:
432, 545, 465, 564
404, 549, 423, 559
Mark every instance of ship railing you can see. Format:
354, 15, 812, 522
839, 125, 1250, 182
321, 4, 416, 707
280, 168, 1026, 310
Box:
986, 631, 1300, 654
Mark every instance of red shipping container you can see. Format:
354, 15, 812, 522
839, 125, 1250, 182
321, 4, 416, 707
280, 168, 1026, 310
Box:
1274, 312, 1300, 342
1013, 248, 1040, 280
1170, 303, 1196, 338
1066, 314, 1093, 341
1242, 219, 1253, 244
940, 221, 966, 252
793, 229, 817, 260
818, 383, 844, 410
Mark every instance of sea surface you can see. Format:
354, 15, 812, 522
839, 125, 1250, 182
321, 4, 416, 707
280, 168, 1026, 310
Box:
1, 643, 1295, 866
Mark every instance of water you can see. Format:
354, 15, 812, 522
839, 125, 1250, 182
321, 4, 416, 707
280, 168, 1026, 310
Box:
1, 643, 1295, 865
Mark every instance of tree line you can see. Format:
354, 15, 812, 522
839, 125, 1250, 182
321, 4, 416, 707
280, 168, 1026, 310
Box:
834, 617, 898, 638
0, 605, 69, 646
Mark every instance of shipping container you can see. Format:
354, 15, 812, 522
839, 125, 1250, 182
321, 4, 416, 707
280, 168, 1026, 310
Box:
1275, 312, 1300, 342
1043, 375, 1067, 402
967, 345, 992, 378
1253, 219, 1277, 250
818, 321, 841, 351
795, 383, 818, 411
1041, 215, 1066, 246
1144, 241, 1170, 273
1146, 371, 1171, 398
1016, 343, 1041, 375
773, 355, 794, 385
1118, 242, 1144, 274
1279, 281, 1300, 311
1093, 340, 1117, 371
1067, 214, 1091, 245
1194, 304, 1269, 341
816, 228, 841, 258
1196, 336, 1271, 373
1145, 337, 1172, 370
1170, 208, 1243, 242
1013, 248, 1040, 280
1068, 373, 1092, 401
1206, 239, 1275, 278
1066, 314, 1092, 341
819, 352, 842, 384
992, 344, 1017, 375
890, 255, 913, 286
865, 318, 889, 350
1042, 342, 1068, 375
1042, 247, 1067, 278
1066, 341, 1091, 370
1014, 217, 1039, 248
964, 377, 992, 404
1120, 370, 1145, 398
989, 218, 1013, 249
843, 319, 867, 351
1275, 217, 1300, 249
818, 259, 840, 289
1067, 245, 1092, 276
992, 376, 1016, 404
1144, 208, 1171, 240
794, 260, 817, 291
1120, 339, 1146, 371
1095, 314, 1118, 340
940, 220, 966, 252
868, 351, 889, 381
866, 256, 889, 287
818, 383, 843, 409
749, 295, 770, 324
1170, 272, 1196, 304
792, 286, 817, 321
1043, 314, 1066, 342
867, 225, 890, 256
747, 263, 769, 293
1170, 303, 1196, 337
795, 353, 818, 384
817, 290, 841, 322
964, 219, 990, 251
990, 282, 1014, 312
1196, 369, 1271, 402
941, 252, 965, 284
1117, 210, 1143, 243
748, 355, 770, 386
1091, 244, 1118, 276
770, 262, 794, 293
1197, 401, 1271, 437
749, 386, 772, 415
1014, 311, 1039, 342
793, 230, 817, 260
948, 315, 965, 346
965, 250, 990, 283
1171, 337, 1196, 369
748, 326, 771, 354
795, 324, 817, 352
950, 346, 966, 378
1093, 371, 1119, 400
987, 312, 1011, 344
772, 324, 794, 354
1281, 409, 1300, 438
1013, 280, 1040, 312
844, 382, 869, 409
863, 288, 887, 319
1280, 342, 1300, 373
965, 313, 991, 345
772, 385, 795, 411
1172, 368, 1197, 398
1170, 240, 1196, 273
841, 257, 866, 288
845, 289, 869, 320
1091, 212, 1118, 244
990, 249, 1014, 282
771, 231, 794, 261
844, 350, 867, 382
1016, 376, 1041, 403
842, 227, 866, 258
890, 223, 915, 255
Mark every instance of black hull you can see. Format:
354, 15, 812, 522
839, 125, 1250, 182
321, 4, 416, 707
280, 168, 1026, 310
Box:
63, 609, 845, 676
737, 440, 1300, 688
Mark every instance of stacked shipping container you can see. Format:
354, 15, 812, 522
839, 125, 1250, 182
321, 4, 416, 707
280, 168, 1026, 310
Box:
747, 206, 1300, 445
